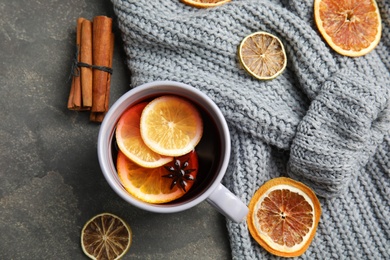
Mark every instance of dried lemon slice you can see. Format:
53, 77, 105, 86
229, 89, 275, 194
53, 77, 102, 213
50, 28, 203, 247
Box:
238, 31, 287, 80
314, 0, 382, 57
81, 213, 132, 260
181, 0, 231, 8
247, 177, 321, 257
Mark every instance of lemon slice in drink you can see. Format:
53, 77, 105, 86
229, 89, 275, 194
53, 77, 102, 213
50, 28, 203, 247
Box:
116, 102, 173, 168
140, 95, 203, 157
117, 150, 199, 203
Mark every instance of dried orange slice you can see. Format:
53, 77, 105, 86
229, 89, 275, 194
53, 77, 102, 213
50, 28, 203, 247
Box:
238, 31, 287, 80
181, 0, 231, 8
314, 0, 382, 57
81, 213, 132, 260
117, 150, 198, 204
140, 95, 203, 157
247, 177, 321, 257
116, 102, 173, 168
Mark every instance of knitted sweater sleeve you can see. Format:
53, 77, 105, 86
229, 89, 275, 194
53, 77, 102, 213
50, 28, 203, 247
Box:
287, 68, 390, 197
280, 0, 390, 197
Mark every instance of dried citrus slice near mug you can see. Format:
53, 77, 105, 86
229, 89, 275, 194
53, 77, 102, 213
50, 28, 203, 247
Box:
247, 177, 321, 257
314, 0, 382, 57
116, 102, 173, 168
181, 0, 231, 8
140, 95, 203, 157
117, 150, 198, 204
238, 31, 287, 80
81, 213, 132, 260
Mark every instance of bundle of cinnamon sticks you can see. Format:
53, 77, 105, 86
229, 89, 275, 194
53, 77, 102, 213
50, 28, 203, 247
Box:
68, 16, 114, 123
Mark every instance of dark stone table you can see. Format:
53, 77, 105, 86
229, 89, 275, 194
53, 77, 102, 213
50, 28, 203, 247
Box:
0, 1, 232, 259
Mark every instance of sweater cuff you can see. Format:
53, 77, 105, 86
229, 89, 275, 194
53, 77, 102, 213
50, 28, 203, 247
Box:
287, 69, 389, 198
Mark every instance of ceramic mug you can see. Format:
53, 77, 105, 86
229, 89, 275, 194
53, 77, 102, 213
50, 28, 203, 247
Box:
98, 81, 248, 222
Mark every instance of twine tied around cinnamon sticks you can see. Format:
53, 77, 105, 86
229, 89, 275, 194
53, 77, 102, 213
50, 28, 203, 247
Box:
67, 16, 114, 123
71, 51, 113, 77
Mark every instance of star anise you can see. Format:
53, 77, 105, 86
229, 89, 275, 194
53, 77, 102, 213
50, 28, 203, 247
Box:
163, 157, 196, 192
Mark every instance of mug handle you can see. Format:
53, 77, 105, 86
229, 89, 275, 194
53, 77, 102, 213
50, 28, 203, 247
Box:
206, 183, 249, 223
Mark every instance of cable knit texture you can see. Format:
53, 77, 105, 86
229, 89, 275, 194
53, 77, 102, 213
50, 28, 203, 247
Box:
111, 0, 390, 259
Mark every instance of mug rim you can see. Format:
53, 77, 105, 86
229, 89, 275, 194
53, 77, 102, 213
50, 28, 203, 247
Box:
98, 81, 231, 213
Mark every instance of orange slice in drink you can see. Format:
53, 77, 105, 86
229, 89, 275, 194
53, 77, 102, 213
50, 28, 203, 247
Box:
116, 102, 173, 168
181, 0, 231, 8
81, 213, 132, 260
238, 31, 287, 80
117, 150, 198, 204
140, 95, 203, 157
247, 177, 322, 257
314, 0, 382, 57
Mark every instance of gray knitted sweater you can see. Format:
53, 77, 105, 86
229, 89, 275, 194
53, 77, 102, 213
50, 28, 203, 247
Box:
111, 0, 390, 259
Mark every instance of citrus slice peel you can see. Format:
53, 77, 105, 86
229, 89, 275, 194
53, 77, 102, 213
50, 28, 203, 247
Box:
238, 31, 287, 80
117, 150, 198, 204
81, 213, 132, 260
140, 95, 203, 157
116, 102, 173, 168
314, 0, 382, 57
181, 0, 231, 8
247, 177, 321, 257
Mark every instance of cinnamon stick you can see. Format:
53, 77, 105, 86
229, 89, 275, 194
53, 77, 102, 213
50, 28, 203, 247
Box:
90, 32, 114, 123
104, 33, 115, 112
67, 77, 76, 109
89, 112, 106, 123
68, 17, 85, 110
91, 16, 113, 113
80, 19, 93, 108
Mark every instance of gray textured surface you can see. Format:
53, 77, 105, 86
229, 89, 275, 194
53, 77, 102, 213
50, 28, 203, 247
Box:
0, 0, 231, 259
